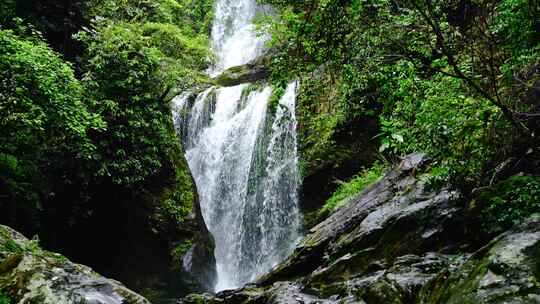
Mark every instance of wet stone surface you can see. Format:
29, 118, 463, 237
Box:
0, 225, 150, 304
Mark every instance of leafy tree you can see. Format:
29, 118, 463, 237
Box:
79, 10, 211, 187
0, 30, 104, 230
259, 0, 540, 186
0, 0, 91, 62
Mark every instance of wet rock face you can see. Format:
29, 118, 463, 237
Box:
180, 153, 540, 303
212, 58, 270, 87
178, 235, 216, 293
181, 282, 328, 304
419, 215, 540, 304
0, 225, 150, 304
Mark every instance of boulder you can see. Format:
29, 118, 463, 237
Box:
0, 225, 150, 304
212, 59, 270, 87
419, 214, 540, 304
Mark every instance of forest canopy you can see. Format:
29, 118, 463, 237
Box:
257, 0, 540, 187
0, 0, 214, 233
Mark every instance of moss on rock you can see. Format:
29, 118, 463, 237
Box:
419, 215, 540, 303
212, 60, 270, 87
0, 225, 151, 304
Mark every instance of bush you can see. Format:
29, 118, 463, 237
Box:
79, 20, 208, 186
87, 0, 214, 35
319, 163, 387, 216
0, 291, 11, 304
477, 175, 540, 235
0, 30, 104, 226
379, 72, 509, 187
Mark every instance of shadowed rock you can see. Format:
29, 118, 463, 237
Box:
0, 225, 150, 304
419, 214, 540, 303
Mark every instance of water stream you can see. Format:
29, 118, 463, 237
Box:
172, 0, 301, 292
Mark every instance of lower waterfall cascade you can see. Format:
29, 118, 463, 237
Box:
171, 0, 302, 291
173, 82, 302, 291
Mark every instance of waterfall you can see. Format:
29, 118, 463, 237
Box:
172, 0, 301, 292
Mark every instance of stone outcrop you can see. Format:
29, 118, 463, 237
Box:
176, 195, 217, 294
259, 153, 464, 285
0, 225, 151, 304
212, 57, 271, 87
295, 69, 381, 217
419, 215, 540, 303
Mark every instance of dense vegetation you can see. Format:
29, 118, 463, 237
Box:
319, 162, 386, 215
258, 0, 540, 226
0, 0, 213, 233
0, 0, 214, 297
0, 291, 10, 304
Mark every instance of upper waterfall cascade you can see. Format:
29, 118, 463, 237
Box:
172, 0, 302, 292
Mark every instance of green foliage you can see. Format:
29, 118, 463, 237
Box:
259, 0, 540, 189
0, 30, 104, 219
0, 30, 102, 155
0, 0, 15, 25
79, 12, 211, 186
320, 163, 387, 216
0, 0, 210, 236
2, 233, 41, 256
75, 0, 214, 189
379, 73, 507, 184
269, 85, 286, 114
170, 240, 192, 271
294, 75, 353, 177
0, 291, 11, 304
478, 175, 540, 235
1, 0, 93, 64
53, 253, 69, 264
162, 194, 191, 225
171, 240, 192, 259
23, 238, 41, 254
494, 0, 540, 56
88, 0, 214, 35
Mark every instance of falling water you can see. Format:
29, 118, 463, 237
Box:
210, 0, 269, 73
172, 0, 301, 292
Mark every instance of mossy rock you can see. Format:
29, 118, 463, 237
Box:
419, 215, 540, 303
0, 225, 151, 304
213, 63, 270, 87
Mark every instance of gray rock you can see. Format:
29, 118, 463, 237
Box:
0, 225, 150, 304
258, 153, 463, 285
419, 214, 540, 304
